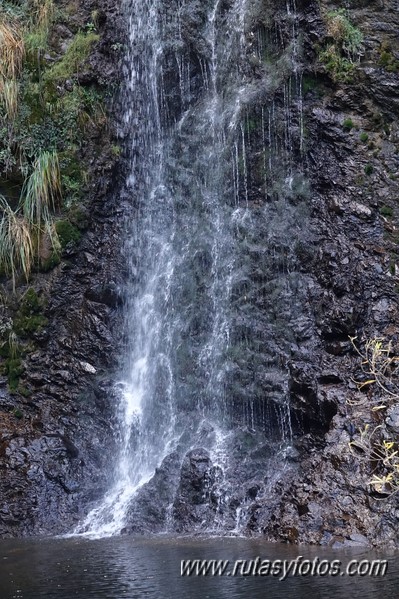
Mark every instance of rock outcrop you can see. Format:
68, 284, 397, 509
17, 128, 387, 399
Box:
1, 0, 399, 548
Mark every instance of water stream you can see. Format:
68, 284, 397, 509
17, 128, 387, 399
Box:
75, 0, 308, 538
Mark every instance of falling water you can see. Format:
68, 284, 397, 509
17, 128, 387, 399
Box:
75, 0, 308, 537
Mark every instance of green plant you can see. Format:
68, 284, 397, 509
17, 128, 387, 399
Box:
379, 47, 399, 72
359, 132, 369, 143
0, 195, 34, 288
21, 150, 61, 228
44, 31, 99, 83
380, 205, 393, 218
326, 9, 363, 61
0, 78, 19, 120
364, 164, 373, 176
55, 219, 81, 248
4, 356, 23, 391
319, 10, 363, 82
0, 5, 106, 287
32, 0, 55, 32
342, 118, 354, 131
13, 287, 48, 337
111, 144, 121, 157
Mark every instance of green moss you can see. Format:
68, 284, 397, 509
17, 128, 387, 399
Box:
111, 144, 122, 156
12, 288, 47, 337
359, 132, 369, 143
55, 219, 81, 248
5, 358, 24, 391
380, 205, 393, 217
364, 164, 373, 176
13, 314, 48, 337
19, 288, 42, 316
18, 385, 32, 397
39, 251, 61, 272
45, 32, 100, 83
379, 50, 399, 72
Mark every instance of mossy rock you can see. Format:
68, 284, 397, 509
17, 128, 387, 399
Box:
55, 219, 82, 248
13, 288, 48, 337
17, 385, 32, 398
13, 314, 48, 337
68, 205, 90, 230
19, 288, 42, 315
39, 251, 61, 272
380, 205, 393, 218
44, 32, 100, 84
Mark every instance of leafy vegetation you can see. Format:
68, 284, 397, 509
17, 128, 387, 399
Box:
55, 219, 81, 248
0, 1, 110, 391
319, 9, 363, 82
379, 205, 393, 218
342, 117, 354, 131
379, 41, 399, 72
0, 194, 34, 288
364, 164, 373, 176
45, 31, 99, 84
0, 1, 103, 283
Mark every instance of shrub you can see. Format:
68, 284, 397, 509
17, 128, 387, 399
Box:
326, 9, 363, 62
319, 10, 363, 82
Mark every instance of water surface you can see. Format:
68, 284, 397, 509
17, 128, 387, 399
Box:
0, 536, 396, 599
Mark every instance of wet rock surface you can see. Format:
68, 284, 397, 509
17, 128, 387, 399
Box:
1, 0, 399, 548
0, 0, 126, 536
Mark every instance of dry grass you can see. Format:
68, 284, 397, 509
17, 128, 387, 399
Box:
0, 19, 25, 80
0, 77, 19, 119
0, 195, 34, 288
28, 0, 55, 32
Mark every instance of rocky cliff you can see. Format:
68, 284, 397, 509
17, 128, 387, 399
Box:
0, 0, 399, 548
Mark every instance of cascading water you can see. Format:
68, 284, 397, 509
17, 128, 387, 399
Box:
75, 0, 309, 537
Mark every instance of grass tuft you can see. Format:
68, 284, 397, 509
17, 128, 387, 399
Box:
0, 19, 25, 80
21, 150, 61, 228
0, 195, 34, 288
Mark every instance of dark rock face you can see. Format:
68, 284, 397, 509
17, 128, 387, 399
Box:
0, 0, 126, 536
246, 0, 399, 547
1, 0, 399, 549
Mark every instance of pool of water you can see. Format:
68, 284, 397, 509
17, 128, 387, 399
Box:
0, 536, 396, 598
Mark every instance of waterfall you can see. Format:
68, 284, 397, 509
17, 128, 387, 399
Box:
74, 0, 307, 538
